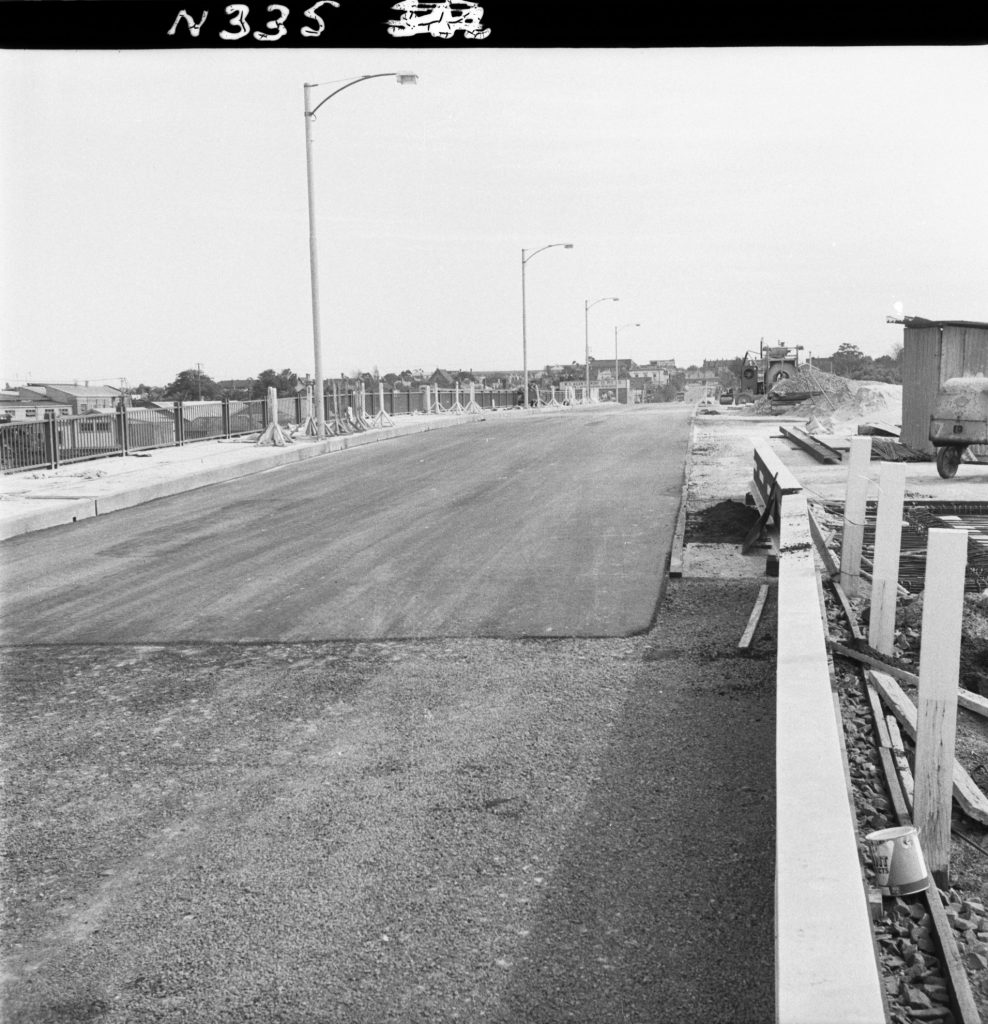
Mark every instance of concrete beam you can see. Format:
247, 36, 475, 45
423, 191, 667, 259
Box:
775, 490, 886, 1024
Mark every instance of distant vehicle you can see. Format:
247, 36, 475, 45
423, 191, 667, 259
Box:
513, 383, 540, 407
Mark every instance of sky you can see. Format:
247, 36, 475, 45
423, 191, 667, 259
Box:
1, 45, 986, 389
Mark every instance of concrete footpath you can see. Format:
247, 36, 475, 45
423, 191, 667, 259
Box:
0, 413, 481, 541
687, 407, 987, 514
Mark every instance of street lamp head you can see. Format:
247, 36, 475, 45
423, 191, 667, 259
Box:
396, 72, 418, 85
563, 244, 574, 249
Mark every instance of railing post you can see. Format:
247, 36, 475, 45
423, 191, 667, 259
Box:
174, 402, 185, 446
222, 398, 232, 438
115, 406, 129, 456
43, 416, 58, 469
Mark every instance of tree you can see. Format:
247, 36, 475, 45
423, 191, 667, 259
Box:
163, 368, 223, 401
250, 368, 300, 398
871, 352, 902, 384
830, 343, 870, 380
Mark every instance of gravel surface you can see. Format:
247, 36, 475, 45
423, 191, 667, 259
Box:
0, 575, 775, 1024
825, 580, 988, 1023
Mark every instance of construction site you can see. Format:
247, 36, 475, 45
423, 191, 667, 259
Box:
678, 315, 988, 1024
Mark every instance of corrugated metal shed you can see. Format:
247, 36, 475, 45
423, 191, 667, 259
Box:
900, 318, 988, 455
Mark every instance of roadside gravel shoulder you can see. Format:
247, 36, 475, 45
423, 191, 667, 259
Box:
1, 577, 775, 1024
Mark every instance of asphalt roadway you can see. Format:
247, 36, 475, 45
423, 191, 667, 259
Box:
0, 406, 692, 644
1, 403, 778, 1024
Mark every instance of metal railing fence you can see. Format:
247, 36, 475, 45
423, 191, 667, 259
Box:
0, 389, 519, 474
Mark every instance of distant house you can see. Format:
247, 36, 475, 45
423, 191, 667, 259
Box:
0, 390, 69, 422
218, 379, 254, 399
19, 383, 122, 414
684, 367, 719, 387
466, 371, 497, 389
594, 358, 637, 382
629, 360, 678, 386
427, 368, 456, 388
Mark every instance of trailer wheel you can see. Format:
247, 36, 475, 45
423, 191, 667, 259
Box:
936, 445, 963, 479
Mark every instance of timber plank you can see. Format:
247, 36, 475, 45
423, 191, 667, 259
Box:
867, 670, 988, 826
959, 688, 988, 719
739, 584, 771, 650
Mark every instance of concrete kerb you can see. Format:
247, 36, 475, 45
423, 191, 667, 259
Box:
767, 454, 887, 1024
0, 414, 480, 540
668, 405, 700, 578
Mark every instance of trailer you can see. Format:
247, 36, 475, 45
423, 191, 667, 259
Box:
929, 374, 988, 478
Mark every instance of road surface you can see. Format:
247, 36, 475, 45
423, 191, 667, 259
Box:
0, 403, 778, 1024
0, 405, 692, 643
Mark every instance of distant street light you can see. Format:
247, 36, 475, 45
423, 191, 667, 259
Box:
585, 296, 619, 397
614, 322, 641, 401
521, 243, 573, 409
304, 72, 418, 438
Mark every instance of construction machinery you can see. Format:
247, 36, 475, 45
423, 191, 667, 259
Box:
736, 341, 801, 401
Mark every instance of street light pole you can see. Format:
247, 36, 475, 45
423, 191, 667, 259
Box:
304, 72, 417, 439
614, 321, 641, 403
521, 243, 573, 409
584, 296, 619, 400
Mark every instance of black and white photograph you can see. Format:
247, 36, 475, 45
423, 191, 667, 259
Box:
2, 11, 987, 1022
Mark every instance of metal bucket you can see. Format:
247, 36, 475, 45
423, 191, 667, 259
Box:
865, 825, 930, 896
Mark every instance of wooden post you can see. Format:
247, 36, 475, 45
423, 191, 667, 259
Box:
913, 527, 968, 888
302, 385, 318, 436
839, 435, 871, 597
256, 386, 293, 446
868, 462, 907, 656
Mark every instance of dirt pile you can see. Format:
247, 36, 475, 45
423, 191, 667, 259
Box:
768, 366, 854, 404
743, 368, 904, 436
685, 499, 760, 543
